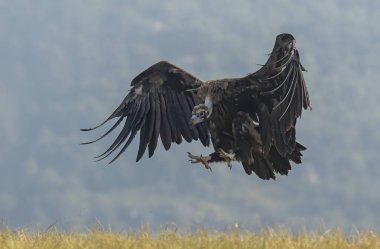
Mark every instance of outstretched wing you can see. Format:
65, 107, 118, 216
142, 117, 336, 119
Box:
81, 61, 210, 163
233, 33, 311, 156
250, 33, 311, 125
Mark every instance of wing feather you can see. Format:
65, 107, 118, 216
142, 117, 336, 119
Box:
158, 93, 172, 150
98, 98, 147, 162
80, 116, 124, 145
82, 61, 209, 163
148, 94, 162, 157
165, 91, 181, 144
173, 92, 192, 142
136, 94, 156, 162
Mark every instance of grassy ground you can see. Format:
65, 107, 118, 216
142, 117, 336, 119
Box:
0, 228, 379, 249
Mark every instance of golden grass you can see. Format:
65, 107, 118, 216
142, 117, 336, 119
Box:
0, 228, 379, 249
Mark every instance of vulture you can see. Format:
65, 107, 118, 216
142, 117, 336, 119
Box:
81, 33, 311, 180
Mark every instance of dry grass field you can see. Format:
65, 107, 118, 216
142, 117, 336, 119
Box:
0, 228, 379, 249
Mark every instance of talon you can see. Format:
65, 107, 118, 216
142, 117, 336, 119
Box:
187, 152, 212, 171
218, 149, 235, 169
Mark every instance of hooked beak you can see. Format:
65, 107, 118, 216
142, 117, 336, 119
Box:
189, 115, 203, 127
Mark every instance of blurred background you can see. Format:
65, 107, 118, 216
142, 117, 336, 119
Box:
0, 0, 379, 232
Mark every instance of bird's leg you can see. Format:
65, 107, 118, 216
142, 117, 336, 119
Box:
218, 149, 236, 169
187, 152, 212, 171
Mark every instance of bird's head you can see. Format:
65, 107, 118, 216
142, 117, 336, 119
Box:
189, 104, 210, 126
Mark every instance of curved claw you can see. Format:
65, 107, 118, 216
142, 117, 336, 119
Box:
187, 152, 212, 171
218, 149, 235, 169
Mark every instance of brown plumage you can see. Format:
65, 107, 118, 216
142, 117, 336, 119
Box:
82, 33, 311, 180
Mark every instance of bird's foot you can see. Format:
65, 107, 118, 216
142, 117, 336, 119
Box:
218, 149, 235, 169
187, 152, 212, 171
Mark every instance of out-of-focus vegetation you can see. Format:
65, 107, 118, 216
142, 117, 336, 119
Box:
1, 228, 379, 249
0, 0, 379, 231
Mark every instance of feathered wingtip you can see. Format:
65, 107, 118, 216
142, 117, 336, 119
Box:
81, 95, 130, 133
80, 115, 124, 145
80, 119, 108, 132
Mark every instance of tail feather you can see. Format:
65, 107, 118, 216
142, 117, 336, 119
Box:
288, 142, 306, 164
269, 148, 291, 175
242, 161, 253, 175
241, 142, 306, 179
242, 155, 276, 180
253, 156, 276, 180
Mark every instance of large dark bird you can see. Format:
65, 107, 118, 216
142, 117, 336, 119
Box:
81, 33, 311, 180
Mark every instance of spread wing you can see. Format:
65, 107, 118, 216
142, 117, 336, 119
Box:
232, 33, 311, 156
81, 61, 210, 163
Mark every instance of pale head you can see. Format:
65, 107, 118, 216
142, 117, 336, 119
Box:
189, 104, 210, 126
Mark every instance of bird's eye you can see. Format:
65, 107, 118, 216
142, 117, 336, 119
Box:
199, 111, 205, 117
